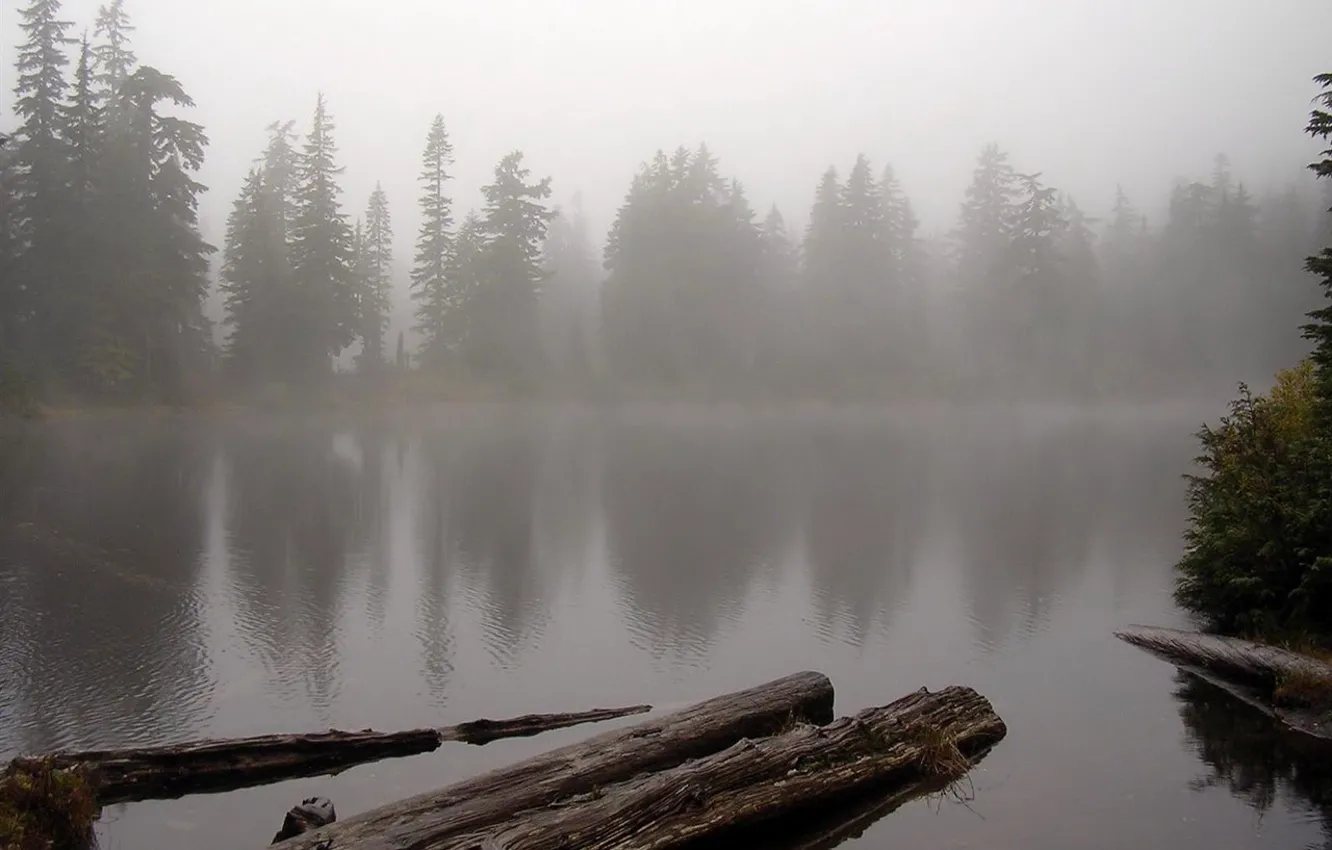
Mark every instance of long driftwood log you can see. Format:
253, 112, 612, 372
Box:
1115, 624, 1332, 740
6, 704, 652, 806
276, 670, 837, 850
462, 685, 1005, 850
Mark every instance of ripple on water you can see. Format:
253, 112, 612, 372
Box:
1, 590, 216, 755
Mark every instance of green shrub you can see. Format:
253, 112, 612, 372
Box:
1175, 361, 1332, 635
0, 760, 99, 850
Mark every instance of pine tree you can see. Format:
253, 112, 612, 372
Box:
411, 114, 455, 363
111, 67, 213, 396
92, 0, 135, 105
465, 150, 553, 381
12, 0, 76, 373
289, 93, 354, 376
802, 167, 843, 293
954, 143, 1018, 287
1301, 73, 1332, 410
1005, 172, 1068, 381
219, 168, 270, 374
435, 210, 485, 360
879, 164, 919, 281
356, 184, 393, 371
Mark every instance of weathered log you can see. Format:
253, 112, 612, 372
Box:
272, 797, 337, 843
277, 670, 836, 850
464, 685, 1005, 850
1115, 624, 1332, 740
5, 704, 653, 806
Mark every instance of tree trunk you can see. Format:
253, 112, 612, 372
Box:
275, 670, 836, 850
1115, 624, 1332, 740
467, 685, 1005, 850
6, 704, 653, 806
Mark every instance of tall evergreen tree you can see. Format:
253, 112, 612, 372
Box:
356, 183, 393, 371
1301, 72, 1332, 410
219, 168, 271, 375
410, 114, 455, 363
92, 0, 135, 105
464, 150, 553, 381
12, 0, 75, 369
954, 142, 1019, 287
289, 93, 354, 376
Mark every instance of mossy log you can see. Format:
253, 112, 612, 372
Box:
460, 685, 1005, 850
276, 670, 837, 850
1115, 624, 1332, 740
5, 704, 652, 806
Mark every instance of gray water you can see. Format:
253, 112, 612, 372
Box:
1, 404, 1329, 850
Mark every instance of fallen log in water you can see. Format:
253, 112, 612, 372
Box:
5, 704, 652, 806
276, 670, 837, 850
466, 685, 1005, 850
1115, 624, 1332, 741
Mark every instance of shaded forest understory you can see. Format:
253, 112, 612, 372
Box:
3, 1, 1330, 413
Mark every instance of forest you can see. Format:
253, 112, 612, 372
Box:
3, 0, 1330, 408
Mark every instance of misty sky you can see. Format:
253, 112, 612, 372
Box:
3, 0, 1331, 270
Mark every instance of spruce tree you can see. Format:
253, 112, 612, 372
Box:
411, 114, 455, 363
440, 211, 485, 358
954, 143, 1018, 287
1301, 73, 1332, 410
12, 0, 75, 374
92, 0, 135, 105
112, 67, 213, 396
802, 167, 844, 293
289, 93, 355, 376
466, 151, 553, 381
356, 184, 392, 371
220, 168, 270, 374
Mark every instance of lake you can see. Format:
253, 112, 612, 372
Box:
1, 403, 1329, 849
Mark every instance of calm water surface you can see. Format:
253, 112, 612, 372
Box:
1, 404, 1329, 850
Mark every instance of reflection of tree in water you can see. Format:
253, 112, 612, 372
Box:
416, 435, 455, 704
0, 423, 213, 752
799, 419, 927, 645
602, 419, 791, 658
224, 424, 366, 713
439, 420, 545, 668
949, 419, 1103, 648
1174, 671, 1332, 849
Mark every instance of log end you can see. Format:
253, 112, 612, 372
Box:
272, 796, 336, 844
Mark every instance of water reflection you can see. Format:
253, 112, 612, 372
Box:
1, 406, 1322, 850
601, 416, 794, 658
1174, 671, 1332, 848
0, 422, 213, 752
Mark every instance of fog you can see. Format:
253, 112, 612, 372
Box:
6, 0, 1321, 228
2, 0, 1331, 400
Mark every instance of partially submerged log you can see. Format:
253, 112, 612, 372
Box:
272, 797, 336, 844
5, 704, 652, 806
1115, 624, 1332, 740
467, 685, 1005, 850
277, 670, 837, 850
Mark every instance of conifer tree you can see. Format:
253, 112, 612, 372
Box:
356, 184, 393, 371
411, 114, 455, 362
289, 93, 354, 376
92, 0, 135, 105
13, 0, 75, 369
465, 151, 553, 380
954, 143, 1018, 287
1301, 72, 1332, 410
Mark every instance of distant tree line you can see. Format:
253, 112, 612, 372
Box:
4, 0, 1329, 405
